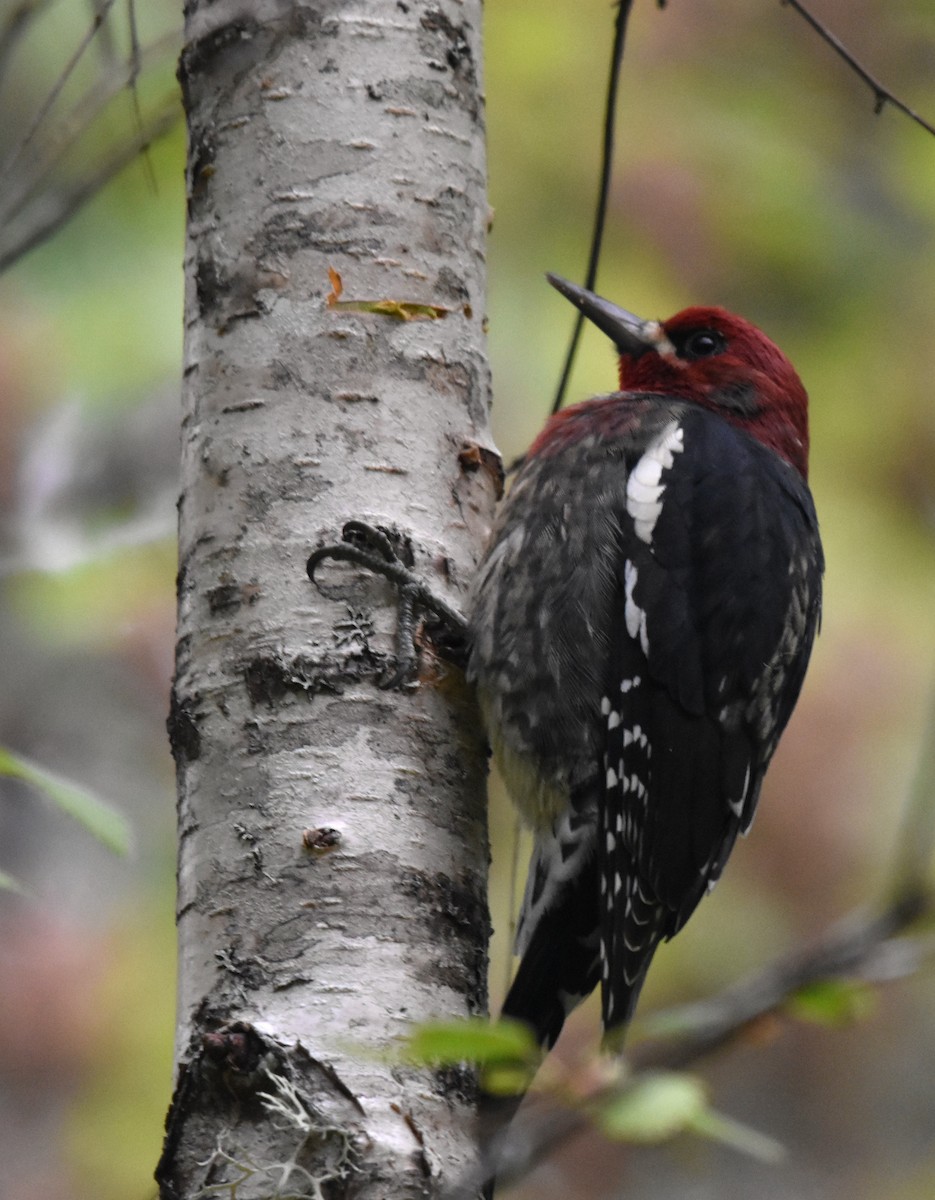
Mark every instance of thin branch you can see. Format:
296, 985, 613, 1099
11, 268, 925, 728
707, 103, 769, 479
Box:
782, 0, 935, 138
888, 687, 935, 904
0, 0, 54, 87
124, 0, 157, 191
0, 99, 179, 274
630, 892, 931, 1071
88, 0, 118, 65
0, 0, 120, 177
550, 1, 635, 417
0, 28, 180, 226
126, 0, 141, 91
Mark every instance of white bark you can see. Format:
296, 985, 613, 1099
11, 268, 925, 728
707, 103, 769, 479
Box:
159, 1, 495, 1196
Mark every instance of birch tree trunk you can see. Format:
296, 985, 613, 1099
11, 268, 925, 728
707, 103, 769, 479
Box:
158, 2, 495, 1196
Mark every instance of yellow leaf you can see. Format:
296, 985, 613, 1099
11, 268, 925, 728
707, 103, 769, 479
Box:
325, 268, 451, 320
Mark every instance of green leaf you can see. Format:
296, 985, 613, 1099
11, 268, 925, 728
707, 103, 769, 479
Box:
598, 1071, 785, 1163
406, 1017, 539, 1068
786, 978, 876, 1028
0, 746, 131, 855
479, 1061, 538, 1098
0, 867, 25, 892
598, 1071, 707, 1143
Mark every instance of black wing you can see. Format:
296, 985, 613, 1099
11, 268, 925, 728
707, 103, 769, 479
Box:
600, 408, 823, 1029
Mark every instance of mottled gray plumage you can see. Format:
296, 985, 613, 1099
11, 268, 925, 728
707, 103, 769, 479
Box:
469, 392, 822, 1045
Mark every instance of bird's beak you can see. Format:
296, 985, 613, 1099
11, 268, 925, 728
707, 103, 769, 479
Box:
546, 274, 672, 357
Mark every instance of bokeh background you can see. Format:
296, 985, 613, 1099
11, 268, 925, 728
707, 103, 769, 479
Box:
1, 1, 934, 1197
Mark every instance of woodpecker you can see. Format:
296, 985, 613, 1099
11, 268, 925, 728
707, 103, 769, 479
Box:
468, 275, 823, 1049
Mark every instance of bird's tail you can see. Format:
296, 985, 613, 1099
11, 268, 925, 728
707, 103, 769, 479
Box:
477, 794, 669, 1195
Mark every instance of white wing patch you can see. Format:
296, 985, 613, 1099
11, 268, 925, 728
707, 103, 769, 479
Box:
626, 420, 685, 545
624, 560, 649, 655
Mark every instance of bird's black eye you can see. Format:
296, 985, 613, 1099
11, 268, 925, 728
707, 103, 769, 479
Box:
681, 329, 726, 360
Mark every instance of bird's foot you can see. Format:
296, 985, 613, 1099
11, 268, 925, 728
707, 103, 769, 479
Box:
307, 521, 470, 688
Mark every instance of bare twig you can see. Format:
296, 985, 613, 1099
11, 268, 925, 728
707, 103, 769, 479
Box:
630, 894, 931, 1071
0, 99, 179, 274
0, 0, 182, 271
88, 0, 118, 64
1, 0, 120, 177
782, 0, 935, 138
0, 0, 53, 86
889, 688, 935, 904
124, 0, 158, 191
125, 0, 141, 90
0, 29, 179, 225
550, 1, 635, 417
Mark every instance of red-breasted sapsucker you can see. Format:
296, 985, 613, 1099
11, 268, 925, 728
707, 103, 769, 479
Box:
469, 275, 823, 1048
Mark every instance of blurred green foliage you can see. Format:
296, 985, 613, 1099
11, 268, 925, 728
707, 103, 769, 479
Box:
0, 744, 131, 858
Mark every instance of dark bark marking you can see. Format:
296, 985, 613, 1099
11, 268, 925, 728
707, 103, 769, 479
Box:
420, 185, 477, 254
400, 868, 490, 1011
194, 256, 289, 331
293, 1041, 367, 1114
188, 126, 216, 215
202, 1019, 273, 1079
258, 207, 385, 261
458, 440, 505, 500
434, 264, 470, 303
244, 655, 294, 706
156, 1016, 282, 1197
220, 399, 267, 415
419, 8, 479, 119
392, 1103, 432, 1178
215, 944, 268, 993
303, 826, 342, 852
378, 75, 455, 112
168, 692, 203, 764
178, 17, 263, 108
207, 580, 262, 616
243, 652, 387, 709
432, 1063, 479, 1105
420, 9, 475, 83
194, 253, 227, 318
245, 695, 392, 755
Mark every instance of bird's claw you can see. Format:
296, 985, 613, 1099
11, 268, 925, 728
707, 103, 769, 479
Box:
306, 521, 469, 687
307, 520, 401, 586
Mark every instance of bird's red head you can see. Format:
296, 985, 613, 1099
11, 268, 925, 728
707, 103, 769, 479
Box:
548, 276, 811, 479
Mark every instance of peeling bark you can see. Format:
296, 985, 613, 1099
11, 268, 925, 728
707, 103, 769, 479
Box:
159, 1, 494, 1195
